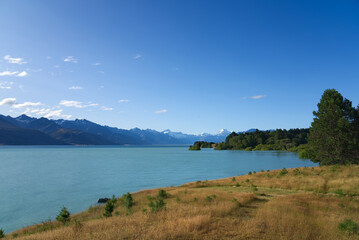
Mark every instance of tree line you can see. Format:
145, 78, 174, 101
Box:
189, 89, 359, 165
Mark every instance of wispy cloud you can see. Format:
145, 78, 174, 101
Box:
101, 106, 113, 111
155, 109, 167, 114
0, 98, 42, 108
64, 56, 78, 63
0, 81, 13, 89
12, 101, 42, 109
23, 108, 71, 119
59, 100, 98, 108
0, 71, 28, 77
4, 55, 27, 64
68, 86, 83, 90
17, 71, 28, 77
0, 71, 18, 76
118, 99, 129, 103
97, 71, 105, 74
134, 54, 142, 59
242, 95, 267, 100
92, 62, 101, 66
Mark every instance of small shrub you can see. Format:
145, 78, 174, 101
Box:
12, 233, 18, 238
115, 211, 120, 216
205, 196, 213, 202
246, 179, 250, 183
142, 208, 147, 213
279, 168, 288, 176
103, 200, 115, 217
334, 189, 344, 197
251, 184, 258, 192
0, 229, 4, 238
260, 169, 264, 172
232, 198, 237, 202
253, 171, 256, 174
248, 171, 252, 175
157, 189, 168, 199
121, 192, 134, 209
176, 197, 181, 203
193, 197, 198, 202
293, 168, 301, 176
56, 207, 70, 224
235, 182, 240, 187
148, 198, 166, 212
267, 170, 270, 172
338, 218, 358, 234
211, 194, 216, 198
232, 177, 236, 182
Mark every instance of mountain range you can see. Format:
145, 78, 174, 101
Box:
0, 114, 236, 145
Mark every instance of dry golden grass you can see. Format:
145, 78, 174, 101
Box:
5, 165, 359, 240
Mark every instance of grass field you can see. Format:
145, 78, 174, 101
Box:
5, 165, 359, 239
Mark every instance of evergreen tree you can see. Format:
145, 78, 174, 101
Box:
56, 207, 70, 224
308, 89, 358, 165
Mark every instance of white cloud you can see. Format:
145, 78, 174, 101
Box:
16, 71, 28, 77
12, 101, 42, 108
243, 95, 267, 100
92, 62, 101, 66
59, 100, 99, 108
44, 109, 71, 119
0, 82, 13, 89
118, 99, 129, 103
101, 106, 113, 111
155, 109, 167, 114
0, 71, 28, 77
64, 56, 78, 63
59, 100, 84, 108
69, 86, 83, 90
0, 71, 18, 76
134, 54, 142, 59
97, 71, 105, 74
0, 98, 17, 106
4, 55, 27, 64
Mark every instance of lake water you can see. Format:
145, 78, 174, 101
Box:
0, 146, 317, 232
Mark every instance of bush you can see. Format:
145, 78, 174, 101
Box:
293, 168, 301, 176
205, 195, 213, 202
0, 229, 4, 238
103, 197, 116, 217
148, 198, 166, 212
279, 168, 288, 176
157, 189, 168, 199
56, 207, 70, 224
121, 192, 133, 209
248, 171, 252, 175
338, 218, 358, 234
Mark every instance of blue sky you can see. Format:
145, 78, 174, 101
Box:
0, 0, 358, 134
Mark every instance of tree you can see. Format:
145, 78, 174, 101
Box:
308, 89, 358, 165
121, 192, 133, 209
103, 195, 117, 217
56, 207, 70, 224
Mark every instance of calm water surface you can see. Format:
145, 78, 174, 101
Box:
0, 146, 317, 232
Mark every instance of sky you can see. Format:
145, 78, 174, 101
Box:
0, 0, 358, 134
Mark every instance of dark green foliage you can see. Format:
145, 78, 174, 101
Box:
248, 171, 252, 175
338, 218, 358, 234
148, 198, 166, 212
103, 201, 114, 217
293, 168, 301, 176
103, 196, 117, 217
121, 192, 133, 209
205, 195, 213, 202
188, 141, 215, 150
0, 229, 4, 238
157, 189, 168, 199
56, 207, 70, 224
279, 168, 288, 176
215, 128, 310, 151
232, 177, 236, 182
308, 89, 359, 165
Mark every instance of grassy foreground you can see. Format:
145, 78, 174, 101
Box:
6, 165, 359, 240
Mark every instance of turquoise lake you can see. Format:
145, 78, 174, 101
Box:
0, 146, 317, 232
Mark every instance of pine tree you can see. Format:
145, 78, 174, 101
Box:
308, 89, 358, 165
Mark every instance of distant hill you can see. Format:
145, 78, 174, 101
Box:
0, 114, 243, 145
